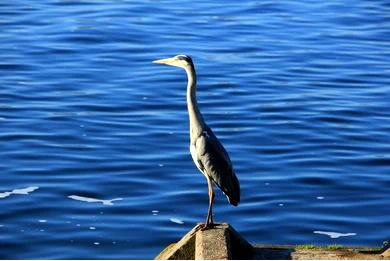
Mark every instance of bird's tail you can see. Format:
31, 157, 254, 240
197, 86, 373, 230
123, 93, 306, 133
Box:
226, 172, 240, 206
215, 171, 240, 206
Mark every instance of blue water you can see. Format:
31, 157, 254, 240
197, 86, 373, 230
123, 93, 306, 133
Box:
1, 0, 389, 259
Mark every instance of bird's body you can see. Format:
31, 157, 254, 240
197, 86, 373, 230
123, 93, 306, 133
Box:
153, 55, 240, 229
189, 125, 240, 206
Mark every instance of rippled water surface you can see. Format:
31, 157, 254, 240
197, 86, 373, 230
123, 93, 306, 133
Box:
1, 0, 390, 259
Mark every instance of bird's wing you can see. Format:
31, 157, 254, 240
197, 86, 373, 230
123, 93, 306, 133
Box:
194, 127, 240, 206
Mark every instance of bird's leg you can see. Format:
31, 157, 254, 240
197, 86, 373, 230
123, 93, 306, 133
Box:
202, 176, 215, 230
207, 180, 215, 225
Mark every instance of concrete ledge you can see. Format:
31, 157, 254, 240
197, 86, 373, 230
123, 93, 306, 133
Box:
253, 245, 389, 260
155, 224, 200, 260
155, 223, 252, 260
195, 224, 231, 259
155, 223, 389, 260
382, 247, 390, 258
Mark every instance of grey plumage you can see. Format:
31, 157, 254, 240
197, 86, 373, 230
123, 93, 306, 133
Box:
191, 126, 240, 206
153, 54, 240, 229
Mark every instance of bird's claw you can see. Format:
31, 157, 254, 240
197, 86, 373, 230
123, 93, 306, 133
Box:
189, 223, 214, 237
200, 223, 214, 231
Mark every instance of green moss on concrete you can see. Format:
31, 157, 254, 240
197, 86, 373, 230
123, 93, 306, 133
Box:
295, 244, 321, 250
295, 244, 346, 251
326, 244, 346, 250
326, 244, 345, 250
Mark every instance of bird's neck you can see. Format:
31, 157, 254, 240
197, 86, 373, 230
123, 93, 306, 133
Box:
185, 65, 205, 138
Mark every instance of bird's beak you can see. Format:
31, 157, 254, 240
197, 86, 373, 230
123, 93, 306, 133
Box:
153, 57, 175, 65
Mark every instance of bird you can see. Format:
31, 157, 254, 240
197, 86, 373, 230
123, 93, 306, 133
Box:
153, 54, 240, 230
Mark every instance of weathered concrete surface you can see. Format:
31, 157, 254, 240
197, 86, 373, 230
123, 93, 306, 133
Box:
253, 245, 390, 260
227, 224, 253, 259
195, 224, 231, 259
155, 223, 252, 260
156, 223, 389, 260
291, 248, 383, 260
382, 247, 390, 258
155, 224, 200, 260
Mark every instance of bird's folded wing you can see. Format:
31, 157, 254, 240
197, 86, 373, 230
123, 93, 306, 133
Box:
195, 128, 240, 205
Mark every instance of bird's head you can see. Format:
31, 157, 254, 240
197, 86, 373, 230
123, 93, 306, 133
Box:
153, 54, 193, 69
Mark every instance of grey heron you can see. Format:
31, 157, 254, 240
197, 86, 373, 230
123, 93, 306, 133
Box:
153, 55, 240, 230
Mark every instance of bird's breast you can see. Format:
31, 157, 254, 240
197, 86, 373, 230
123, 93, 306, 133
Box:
190, 143, 205, 174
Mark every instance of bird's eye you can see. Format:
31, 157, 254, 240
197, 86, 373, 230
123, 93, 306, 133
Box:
176, 55, 189, 61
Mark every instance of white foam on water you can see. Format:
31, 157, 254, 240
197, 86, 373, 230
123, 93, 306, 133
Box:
278, 203, 284, 206
0, 186, 39, 199
12, 187, 39, 194
89, 227, 96, 230
317, 196, 325, 200
94, 242, 100, 245
38, 220, 47, 223
0, 192, 11, 198
170, 218, 184, 224
68, 195, 123, 205
314, 230, 357, 238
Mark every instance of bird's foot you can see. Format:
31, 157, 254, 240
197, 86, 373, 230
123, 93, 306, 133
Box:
189, 223, 215, 237
200, 222, 214, 231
